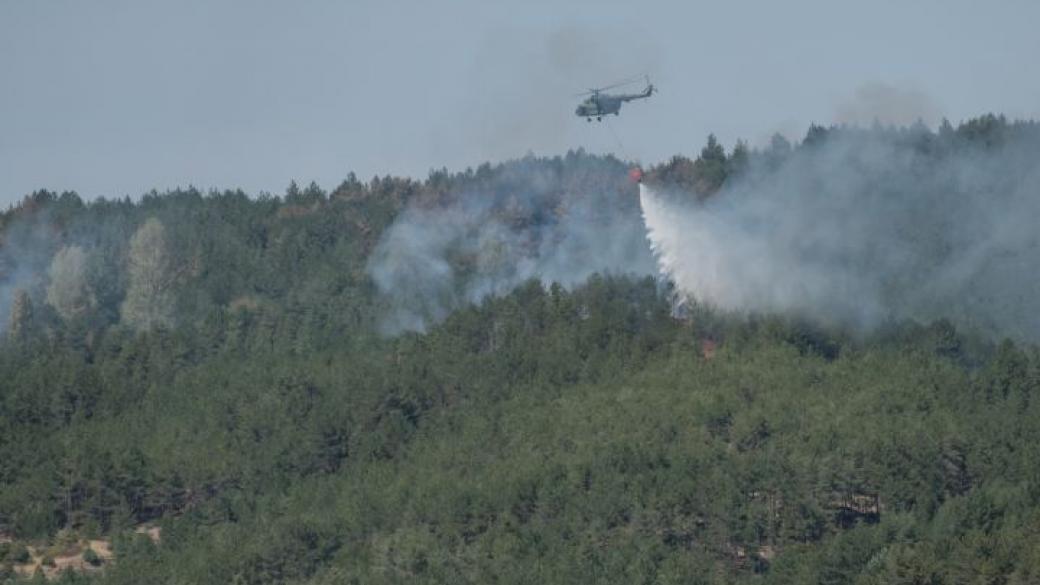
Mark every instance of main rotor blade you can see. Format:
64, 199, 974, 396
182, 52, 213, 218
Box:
572, 74, 647, 97
591, 74, 648, 93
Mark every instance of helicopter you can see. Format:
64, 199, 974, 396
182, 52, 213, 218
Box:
574, 76, 655, 122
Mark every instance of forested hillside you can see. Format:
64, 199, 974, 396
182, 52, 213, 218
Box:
3, 116, 1040, 584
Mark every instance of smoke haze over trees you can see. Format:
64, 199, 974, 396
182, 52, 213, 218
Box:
46, 245, 95, 322
120, 218, 176, 331
2, 116, 1040, 583
367, 154, 654, 333
643, 115, 1040, 341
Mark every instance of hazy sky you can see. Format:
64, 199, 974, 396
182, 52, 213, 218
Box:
2, 0, 1038, 204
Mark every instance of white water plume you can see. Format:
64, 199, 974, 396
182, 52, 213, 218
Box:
638, 122, 1040, 340
638, 183, 876, 326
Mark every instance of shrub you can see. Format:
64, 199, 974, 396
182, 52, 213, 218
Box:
9, 545, 30, 565
83, 547, 101, 567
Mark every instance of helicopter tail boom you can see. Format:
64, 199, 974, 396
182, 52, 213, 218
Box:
618, 84, 655, 102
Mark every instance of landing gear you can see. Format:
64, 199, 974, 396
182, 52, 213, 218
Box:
596, 116, 602, 121
587, 117, 592, 122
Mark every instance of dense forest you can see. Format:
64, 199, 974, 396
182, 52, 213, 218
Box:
3, 115, 1040, 583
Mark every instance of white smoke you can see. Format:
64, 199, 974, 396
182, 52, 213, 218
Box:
367, 159, 655, 334
639, 125, 1040, 340
640, 182, 884, 329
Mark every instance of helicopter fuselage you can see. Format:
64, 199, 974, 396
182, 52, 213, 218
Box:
575, 85, 654, 121
575, 96, 624, 118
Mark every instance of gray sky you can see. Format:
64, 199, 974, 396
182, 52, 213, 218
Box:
2, 0, 1038, 204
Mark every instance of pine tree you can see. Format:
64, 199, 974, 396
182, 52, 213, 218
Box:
692, 134, 728, 196
8, 289, 34, 341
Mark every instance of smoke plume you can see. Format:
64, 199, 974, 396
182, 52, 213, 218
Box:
0, 203, 61, 334
367, 157, 655, 334
834, 82, 942, 128
641, 123, 1040, 340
